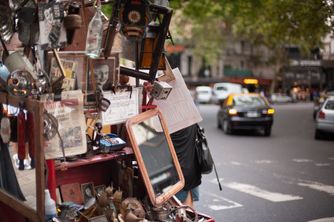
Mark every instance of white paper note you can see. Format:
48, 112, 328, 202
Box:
153, 68, 202, 133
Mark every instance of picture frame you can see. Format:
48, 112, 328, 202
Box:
60, 183, 84, 204
86, 54, 119, 93
81, 182, 95, 204
94, 185, 106, 196
47, 51, 87, 90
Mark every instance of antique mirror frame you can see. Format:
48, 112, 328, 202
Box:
126, 108, 184, 207
0, 94, 45, 222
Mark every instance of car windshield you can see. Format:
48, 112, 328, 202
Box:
215, 86, 227, 91
233, 95, 267, 106
199, 91, 210, 94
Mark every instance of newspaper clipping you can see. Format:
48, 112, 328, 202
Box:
44, 90, 87, 159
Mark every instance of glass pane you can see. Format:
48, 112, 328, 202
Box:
131, 115, 179, 196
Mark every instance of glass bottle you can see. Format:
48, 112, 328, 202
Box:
44, 189, 57, 221
85, 1, 103, 58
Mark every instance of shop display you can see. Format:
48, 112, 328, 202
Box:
0, 1, 215, 221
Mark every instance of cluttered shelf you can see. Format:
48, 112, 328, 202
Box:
55, 147, 133, 170
54, 147, 134, 187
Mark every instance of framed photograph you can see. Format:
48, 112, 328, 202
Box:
86, 54, 118, 93
94, 185, 106, 196
48, 51, 87, 90
81, 182, 95, 203
60, 183, 84, 204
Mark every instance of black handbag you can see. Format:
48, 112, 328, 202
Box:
195, 124, 222, 190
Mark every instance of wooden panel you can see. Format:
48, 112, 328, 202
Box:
0, 190, 39, 222
56, 161, 115, 186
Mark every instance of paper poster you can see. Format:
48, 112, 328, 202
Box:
101, 87, 141, 126
153, 68, 202, 133
44, 90, 87, 159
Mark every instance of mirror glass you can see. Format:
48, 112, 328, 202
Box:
126, 109, 184, 206
1, 104, 37, 210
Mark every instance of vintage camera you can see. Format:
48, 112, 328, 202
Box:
150, 81, 172, 100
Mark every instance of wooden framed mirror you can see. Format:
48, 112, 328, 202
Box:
126, 108, 184, 207
0, 94, 45, 222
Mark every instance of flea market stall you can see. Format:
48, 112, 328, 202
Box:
0, 0, 215, 221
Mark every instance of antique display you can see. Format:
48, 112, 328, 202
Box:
0, 0, 215, 221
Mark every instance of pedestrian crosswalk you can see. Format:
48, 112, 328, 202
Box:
223, 182, 303, 202
297, 181, 334, 195
204, 157, 334, 212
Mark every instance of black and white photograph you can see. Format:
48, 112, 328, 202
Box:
81, 182, 95, 204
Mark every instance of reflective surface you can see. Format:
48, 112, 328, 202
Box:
0, 105, 37, 210
127, 109, 184, 206
131, 115, 178, 196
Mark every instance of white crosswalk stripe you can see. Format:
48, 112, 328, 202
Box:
297, 181, 334, 195
201, 190, 243, 210
308, 217, 334, 222
223, 182, 303, 202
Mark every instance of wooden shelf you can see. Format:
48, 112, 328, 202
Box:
55, 147, 133, 170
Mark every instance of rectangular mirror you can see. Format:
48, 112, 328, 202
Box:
126, 108, 184, 207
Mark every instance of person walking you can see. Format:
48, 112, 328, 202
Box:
170, 124, 202, 207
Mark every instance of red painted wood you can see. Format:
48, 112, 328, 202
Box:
0, 202, 27, 222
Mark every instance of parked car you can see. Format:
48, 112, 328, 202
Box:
217, 93, 274, 136
195, 86, 212, 104
313, 89, 334, 119
315, 96, 334, 139
270, 93, 293, 104
211, 82, 248, 104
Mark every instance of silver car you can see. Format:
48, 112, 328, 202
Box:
315, 96, 334, 139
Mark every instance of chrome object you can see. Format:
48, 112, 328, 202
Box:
4, 51, 36, 78
43, 112, 58, 141
0, 62, 10, 87
6, 69, 34, 97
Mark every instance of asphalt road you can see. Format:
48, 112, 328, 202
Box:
194, 102, 334, 222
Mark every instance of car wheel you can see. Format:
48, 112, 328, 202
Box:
264, 127, 271, 136
217, 118, 222, 129
223, 119, 232, 134
315, 129, 323, 140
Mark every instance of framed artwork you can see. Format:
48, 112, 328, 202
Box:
86, 54, 119, 93
60, 183, 84, 204
48, 51, 87, 90
81, 182, 95, 204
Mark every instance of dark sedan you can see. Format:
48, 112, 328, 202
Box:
217, 93, 274, 136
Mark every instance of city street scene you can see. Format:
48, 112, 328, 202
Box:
195, 103, 334, 222
0, 0, 333, 222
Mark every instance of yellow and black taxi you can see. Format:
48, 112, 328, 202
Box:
217, 93, 275, 136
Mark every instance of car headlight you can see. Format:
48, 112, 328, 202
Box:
228, 109, 238, 115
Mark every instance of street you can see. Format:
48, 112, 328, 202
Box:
194, 102, 334, 222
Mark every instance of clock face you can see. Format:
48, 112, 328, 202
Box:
128, 10, 141, 24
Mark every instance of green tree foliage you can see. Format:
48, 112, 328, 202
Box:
169, 0, 334, 61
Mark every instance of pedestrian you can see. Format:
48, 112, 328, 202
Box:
170, 124, 202, 207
